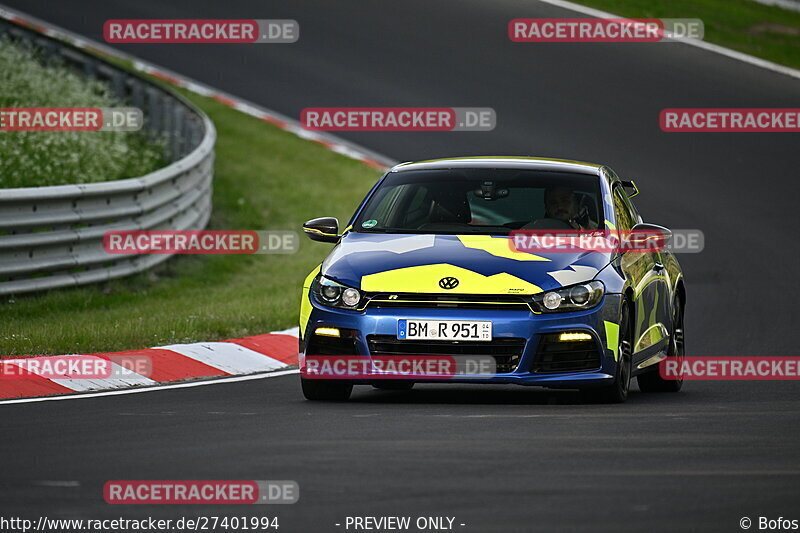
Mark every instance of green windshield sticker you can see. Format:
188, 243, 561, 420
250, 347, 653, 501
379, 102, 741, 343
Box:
362, 219, 378, 228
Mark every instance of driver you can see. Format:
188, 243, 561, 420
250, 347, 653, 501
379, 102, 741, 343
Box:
546, 186, 579, 226
527, 186, 597, 229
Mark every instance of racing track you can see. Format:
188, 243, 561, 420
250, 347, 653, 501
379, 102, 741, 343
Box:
2, 0, 800, 531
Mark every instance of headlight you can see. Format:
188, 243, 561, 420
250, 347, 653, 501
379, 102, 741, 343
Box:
531, 280, 604, 313
341, 288, 361, 307
312, 275, 363, 309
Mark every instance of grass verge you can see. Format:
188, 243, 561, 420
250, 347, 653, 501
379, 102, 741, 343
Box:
571, 0, 800, 70
0, 88, 380, 355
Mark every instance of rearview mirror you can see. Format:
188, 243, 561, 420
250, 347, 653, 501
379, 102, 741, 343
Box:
302, 217, 340, 243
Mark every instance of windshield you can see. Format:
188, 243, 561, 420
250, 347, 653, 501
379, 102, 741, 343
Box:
353, 169, 603, 235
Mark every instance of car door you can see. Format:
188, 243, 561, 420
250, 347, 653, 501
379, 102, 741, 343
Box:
612, 185, 670, 360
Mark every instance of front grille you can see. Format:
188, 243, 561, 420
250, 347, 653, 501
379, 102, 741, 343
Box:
363, 293, 532, 311
367, 335, 525, 373
532, 334, 601, 373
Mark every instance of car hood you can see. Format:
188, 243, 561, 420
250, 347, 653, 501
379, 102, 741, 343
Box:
321, 232, 612, 294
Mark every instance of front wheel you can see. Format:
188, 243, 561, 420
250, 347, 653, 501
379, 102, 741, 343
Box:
301, 378, 353, 401
582, 301, 632, 404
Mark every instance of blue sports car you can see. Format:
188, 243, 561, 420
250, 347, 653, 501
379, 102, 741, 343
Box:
298, 157, 685, 402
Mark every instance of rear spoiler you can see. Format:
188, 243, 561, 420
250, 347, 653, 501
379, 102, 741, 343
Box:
620, 180, 639, 197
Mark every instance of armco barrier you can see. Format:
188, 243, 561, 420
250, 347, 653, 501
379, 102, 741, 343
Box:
0, 18, 215, 295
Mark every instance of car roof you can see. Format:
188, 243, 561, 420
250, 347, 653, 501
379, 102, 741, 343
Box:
390, 156, 604, 176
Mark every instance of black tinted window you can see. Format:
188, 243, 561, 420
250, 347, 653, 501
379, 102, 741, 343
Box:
354, 169, 603, 235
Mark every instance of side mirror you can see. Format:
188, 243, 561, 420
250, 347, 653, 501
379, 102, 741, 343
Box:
626, 223, 672, 251
620, 180, 639, 197
302, 217, 340, 243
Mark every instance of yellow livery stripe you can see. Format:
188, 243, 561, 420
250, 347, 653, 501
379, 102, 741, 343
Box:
456, 235, 550, 262
361, 263, 542, 295
299, 265, 321, 338
604, 320, 620, 361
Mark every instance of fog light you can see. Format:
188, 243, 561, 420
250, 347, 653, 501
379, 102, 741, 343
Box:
559, 332, 592, 342
315, 327, 340, 338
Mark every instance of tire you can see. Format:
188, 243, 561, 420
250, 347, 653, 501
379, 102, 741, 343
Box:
301, 378, 353, 401
582, 301, 632, 404
372, 381, 414, 391
638, 298, 684, 393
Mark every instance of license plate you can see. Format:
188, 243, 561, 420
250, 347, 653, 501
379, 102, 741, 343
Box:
397, 319, 492, 341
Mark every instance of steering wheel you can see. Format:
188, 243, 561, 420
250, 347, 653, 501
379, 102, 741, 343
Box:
528, 218, 574, 230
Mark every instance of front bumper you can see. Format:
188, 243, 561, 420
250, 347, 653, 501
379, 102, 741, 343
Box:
300, 292, 622, 388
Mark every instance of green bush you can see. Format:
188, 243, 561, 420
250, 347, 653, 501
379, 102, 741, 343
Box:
0, 38, 165, 188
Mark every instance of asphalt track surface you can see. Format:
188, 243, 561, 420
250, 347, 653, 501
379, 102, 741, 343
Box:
2, 1, 799, 531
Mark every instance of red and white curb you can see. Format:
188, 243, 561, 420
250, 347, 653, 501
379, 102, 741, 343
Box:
0, 327, 299, 400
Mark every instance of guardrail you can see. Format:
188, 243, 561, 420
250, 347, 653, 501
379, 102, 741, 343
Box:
0, 18, 215, 296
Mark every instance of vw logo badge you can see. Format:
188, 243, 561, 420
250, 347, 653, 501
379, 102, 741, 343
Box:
439, 277, 459, 290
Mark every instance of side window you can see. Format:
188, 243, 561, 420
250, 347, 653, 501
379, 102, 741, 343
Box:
625, 194, 641, 224
612, 186, 635, 231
